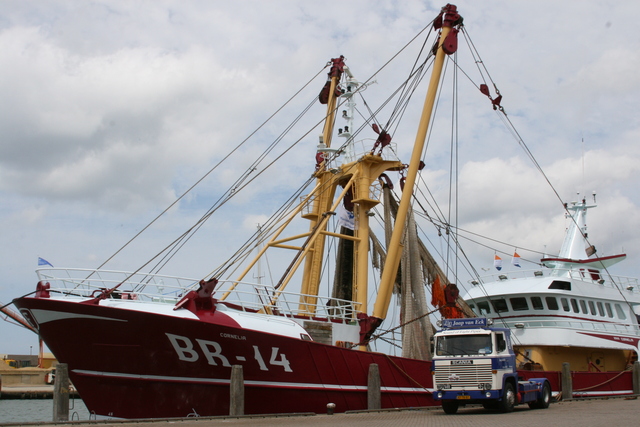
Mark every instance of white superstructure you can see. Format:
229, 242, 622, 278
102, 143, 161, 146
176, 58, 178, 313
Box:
463, 199, 640, 371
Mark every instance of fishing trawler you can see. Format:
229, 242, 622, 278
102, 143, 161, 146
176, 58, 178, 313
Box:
10, 3, 637, 418
463, 198, 640, 375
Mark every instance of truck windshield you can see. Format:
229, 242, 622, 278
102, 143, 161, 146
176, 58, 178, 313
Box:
436, 334, 493, 356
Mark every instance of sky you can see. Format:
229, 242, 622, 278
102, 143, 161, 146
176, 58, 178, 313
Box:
1, 0, 640, 354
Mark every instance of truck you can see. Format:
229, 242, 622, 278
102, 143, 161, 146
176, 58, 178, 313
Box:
432, 317, 551, 414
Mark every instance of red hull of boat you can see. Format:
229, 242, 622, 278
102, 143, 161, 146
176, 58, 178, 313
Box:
14, 297, 436, 418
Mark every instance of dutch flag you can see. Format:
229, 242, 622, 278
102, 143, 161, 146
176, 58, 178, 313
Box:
494, 254, 502, 271
512, 252, 521, 268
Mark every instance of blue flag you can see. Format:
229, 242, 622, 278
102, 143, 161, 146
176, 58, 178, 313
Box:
38, 257, 53, 267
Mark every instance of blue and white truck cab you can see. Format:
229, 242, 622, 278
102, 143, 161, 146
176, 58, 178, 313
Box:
432, 317, 551, 414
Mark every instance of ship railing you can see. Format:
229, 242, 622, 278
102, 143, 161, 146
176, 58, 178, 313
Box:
322, 139, 400, 170
564, 270, 639, 289
215, 280, 359, 323
474, 268, 639, 291
471, 269, 547, 284
498, 318, 640, 337
34, 269, 359, 323
35, 268, 200, 303
340, 138, 400, 164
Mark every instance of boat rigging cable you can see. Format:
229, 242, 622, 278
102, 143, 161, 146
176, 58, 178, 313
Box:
403, 29, 640, 353
195, 20, 465, 332
330, 21, 575, 352
146, 96, 320, 280
207, 26, 450, 285
456, 28, 635, 314
80, 64, 329, 286
74, 2, 630, 339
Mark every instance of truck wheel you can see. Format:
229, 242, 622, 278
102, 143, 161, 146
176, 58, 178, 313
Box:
442, 401, 459, 414
528, 381, 551, 409
499, 382, 516, 413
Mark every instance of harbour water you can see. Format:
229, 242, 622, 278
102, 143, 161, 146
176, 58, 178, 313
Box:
0, 399, 91, 424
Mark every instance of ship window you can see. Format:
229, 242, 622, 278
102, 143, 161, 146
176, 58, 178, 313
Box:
615, 304, 627, 320
561, 298, 570, 312
545, 297, 559, 310
588, 301, 597, 315
531, 296, 544, 310
605, 303, 613, 318
491, 298, 508, 313
548, 280, 571, 290
510, 297, 529, 311
579, 300, 588, 314
570, 298, 580, 313
477, 301, 491, 315
597, 302, 605, 317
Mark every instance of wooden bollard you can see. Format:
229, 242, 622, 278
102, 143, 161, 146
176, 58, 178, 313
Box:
53, 363, 70, 422
367, 363, 381, 410
561, 362, 572, 400
633, 361, 640, 395
229, 365, 244, 416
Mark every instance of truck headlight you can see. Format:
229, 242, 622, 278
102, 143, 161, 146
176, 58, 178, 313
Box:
437, 392, 443, 399
485, 391, 492, 398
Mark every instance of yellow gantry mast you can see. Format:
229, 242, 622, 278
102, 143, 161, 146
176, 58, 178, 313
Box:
298, 56, 344, 305
298, 57, 403, 315
371, 4, 462, 329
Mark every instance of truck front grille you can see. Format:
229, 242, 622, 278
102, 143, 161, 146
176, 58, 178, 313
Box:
434, 360, 493, 388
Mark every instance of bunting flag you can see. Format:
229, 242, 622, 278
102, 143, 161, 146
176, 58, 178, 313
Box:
38, 257, 53, 267
512, 251, 521, 267
494, 254, 502, 271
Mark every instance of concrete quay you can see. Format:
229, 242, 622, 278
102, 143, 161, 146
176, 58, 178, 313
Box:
0, 397, 638, 427
0, 385, 54, 399
0, 385, 81, 400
